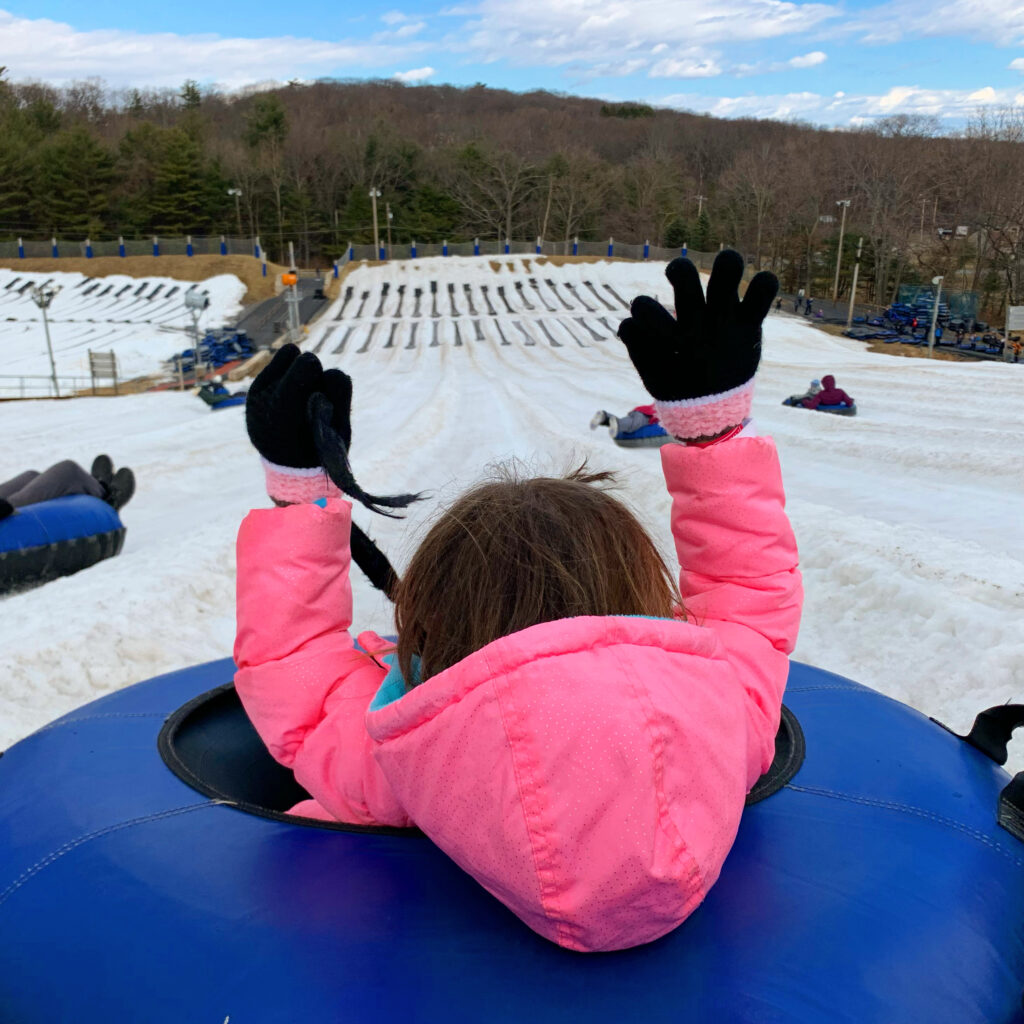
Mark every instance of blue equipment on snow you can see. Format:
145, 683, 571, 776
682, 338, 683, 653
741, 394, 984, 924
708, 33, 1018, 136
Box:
613, 422, 673, 448
0, 494, 124, 593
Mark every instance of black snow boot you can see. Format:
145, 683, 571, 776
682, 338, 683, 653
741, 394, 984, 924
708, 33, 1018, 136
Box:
0, 497, 12, 520
90, 454, 114, 489
106, 467, 136, 511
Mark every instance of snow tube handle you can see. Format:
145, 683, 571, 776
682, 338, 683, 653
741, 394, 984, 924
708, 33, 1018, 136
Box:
957, 704, 1024, 766
942, 704, 1024, 843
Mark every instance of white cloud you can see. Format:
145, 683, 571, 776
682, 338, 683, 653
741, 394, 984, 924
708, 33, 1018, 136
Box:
735, 50, 828, 76
453, 0, 840, 73
381, 10, 409, 24
849, 0, 1024, 45
789, 51, 827, 68
1010, 58, 1024, 72
649, 55, 723, 78
659, 82, 1024, 124
393, 66, 436, 82
0, 8, 425, 89
393, 21, 427, 38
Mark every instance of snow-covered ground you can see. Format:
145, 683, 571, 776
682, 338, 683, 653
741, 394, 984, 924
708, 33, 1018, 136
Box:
2, 255, 1022, 772
0, 268, 246, 383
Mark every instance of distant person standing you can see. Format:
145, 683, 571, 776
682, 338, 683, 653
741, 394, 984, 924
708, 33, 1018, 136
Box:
775, 298, 783, 312
794, 295, 803, 313
804, 298, 813, 317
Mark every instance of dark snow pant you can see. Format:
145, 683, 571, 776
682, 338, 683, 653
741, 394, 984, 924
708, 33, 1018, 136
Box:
0, 461, 105, 508
615, 411, 653, 435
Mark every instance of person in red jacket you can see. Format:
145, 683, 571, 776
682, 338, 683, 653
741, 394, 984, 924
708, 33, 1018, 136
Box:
802, 374, 854, 409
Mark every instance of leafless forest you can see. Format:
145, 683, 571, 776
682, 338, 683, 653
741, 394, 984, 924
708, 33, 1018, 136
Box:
2, 74, 1024, 318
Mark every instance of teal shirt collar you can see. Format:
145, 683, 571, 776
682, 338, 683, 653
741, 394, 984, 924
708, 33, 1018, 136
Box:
369, 652, 420, 711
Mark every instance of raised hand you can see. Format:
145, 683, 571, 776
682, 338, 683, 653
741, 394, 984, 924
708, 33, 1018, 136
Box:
618, 250, 778, 401
618, 251, 778, 439
246, 344, 326, 469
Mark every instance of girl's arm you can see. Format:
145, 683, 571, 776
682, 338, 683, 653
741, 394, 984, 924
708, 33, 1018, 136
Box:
661, 436, 802, 784
234, 499, 410, 826
232, 346, 411, 826
619, 251, 801, 783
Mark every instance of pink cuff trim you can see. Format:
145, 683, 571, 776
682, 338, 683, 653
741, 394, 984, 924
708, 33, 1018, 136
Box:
262, 458, 344, 504
655, 379, 754, 440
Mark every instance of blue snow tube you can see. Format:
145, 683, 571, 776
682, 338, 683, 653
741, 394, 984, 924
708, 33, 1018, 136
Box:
209, 393, 247, 411
1, 658, 1023, 1022
613, 422, 672, 448
0, 494, 125, 594
782, 397, 858, 417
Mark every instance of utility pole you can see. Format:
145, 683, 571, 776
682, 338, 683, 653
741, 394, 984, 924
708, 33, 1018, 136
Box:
928, 275, 944, 357
846, 237, 863, 329
31, 283, 61, 398
281, 271, 301, 344
386, 203, 393, 259
369, 188, 382, 257
228, 188, 243, 236
832, 199, 851, 302
540, 175, 554, 244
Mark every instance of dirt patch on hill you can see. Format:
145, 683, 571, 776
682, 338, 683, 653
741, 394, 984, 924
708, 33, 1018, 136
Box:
0, 255, 290, 304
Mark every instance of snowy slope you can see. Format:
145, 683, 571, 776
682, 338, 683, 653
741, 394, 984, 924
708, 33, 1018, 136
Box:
0, 268, 246, 383
2, 255, 1022, 772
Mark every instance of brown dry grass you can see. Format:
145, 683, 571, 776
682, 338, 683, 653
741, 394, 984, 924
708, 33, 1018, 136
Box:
0, 254, 290, 304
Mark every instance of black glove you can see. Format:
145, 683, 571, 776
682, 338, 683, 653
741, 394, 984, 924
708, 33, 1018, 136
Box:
618, 250, 778, 402
246, 344, 352, 467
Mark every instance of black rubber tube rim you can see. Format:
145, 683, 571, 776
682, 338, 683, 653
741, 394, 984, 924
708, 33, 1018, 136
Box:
160, 683, 803, 830
158, 683, 422, 836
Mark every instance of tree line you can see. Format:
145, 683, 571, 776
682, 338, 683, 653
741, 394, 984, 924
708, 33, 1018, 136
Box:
1, 69, 1023, 319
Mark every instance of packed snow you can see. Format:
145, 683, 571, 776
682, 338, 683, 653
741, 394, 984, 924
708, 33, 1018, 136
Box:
0, 268, 246, 385
2, 255, 1022, 773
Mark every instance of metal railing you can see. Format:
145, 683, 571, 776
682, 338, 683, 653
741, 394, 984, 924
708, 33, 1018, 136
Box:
0, 233, 725, 273
0, 375, 96, 399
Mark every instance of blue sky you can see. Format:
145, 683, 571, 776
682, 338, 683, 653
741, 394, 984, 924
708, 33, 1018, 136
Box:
3, 1, 1024, 126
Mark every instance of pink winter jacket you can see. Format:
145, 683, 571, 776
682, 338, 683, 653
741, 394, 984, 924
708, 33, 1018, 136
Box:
234, 436, 802, 952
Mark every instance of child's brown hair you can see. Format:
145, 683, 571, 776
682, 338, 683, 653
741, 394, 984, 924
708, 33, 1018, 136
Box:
393, 464, 681, 683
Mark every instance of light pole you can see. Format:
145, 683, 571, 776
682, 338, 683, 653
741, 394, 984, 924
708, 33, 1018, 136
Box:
369, 188, 382, 257
846, 237, 863, 329
31, 283, 61, 398
386, 203, 393, 259
832, 199, 851, 302
227, 188, 243, 236
928, 275, 944, 357
184, 289, 210, 385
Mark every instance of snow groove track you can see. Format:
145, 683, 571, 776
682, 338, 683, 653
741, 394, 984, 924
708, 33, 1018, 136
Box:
316, 256, 636, 360
0, 268, 245, 379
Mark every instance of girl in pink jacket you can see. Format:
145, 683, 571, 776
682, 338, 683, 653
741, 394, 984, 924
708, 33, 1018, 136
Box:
234, 250, 802, 953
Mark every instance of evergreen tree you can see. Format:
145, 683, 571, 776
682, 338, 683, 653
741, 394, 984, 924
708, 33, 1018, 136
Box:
29, 127, 113, 235
180, 80, 202, 110
244, 95, 287, 148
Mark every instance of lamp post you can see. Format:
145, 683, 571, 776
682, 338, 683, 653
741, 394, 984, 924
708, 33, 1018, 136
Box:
227, 188, 243, 236
386, 203, 393, 259
31, 283, 61, 398
928, 275, 944, 357
832, 199, 851, 302
369, 188, 382, 257
846, 237, 863, 329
